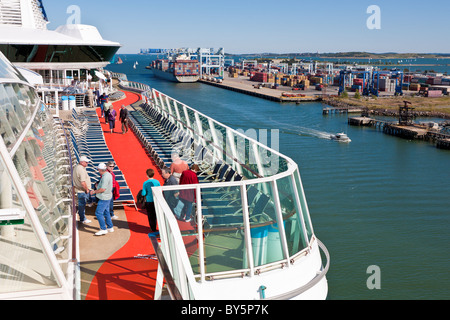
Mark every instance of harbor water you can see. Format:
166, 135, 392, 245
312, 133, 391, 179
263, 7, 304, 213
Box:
107, 55, 450, 300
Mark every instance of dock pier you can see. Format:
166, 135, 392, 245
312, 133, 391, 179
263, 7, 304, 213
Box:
348, 115, 450, 147
199, 79, 322, 103
323, 106, 364, 115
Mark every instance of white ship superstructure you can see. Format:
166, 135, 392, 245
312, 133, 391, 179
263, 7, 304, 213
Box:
0, 0, 121, 109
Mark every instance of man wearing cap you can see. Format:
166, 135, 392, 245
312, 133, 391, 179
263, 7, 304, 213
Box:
90, 163, 114, 236
73, 156, 92, 224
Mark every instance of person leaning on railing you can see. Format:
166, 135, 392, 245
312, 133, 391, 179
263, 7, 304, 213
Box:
177, 164, 200, 223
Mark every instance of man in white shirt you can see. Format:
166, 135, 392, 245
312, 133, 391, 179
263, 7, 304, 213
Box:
73, 156, 92, 224
90, 163, 114, 236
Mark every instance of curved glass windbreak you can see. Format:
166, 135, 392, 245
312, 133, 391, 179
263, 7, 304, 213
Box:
12, 105, 73, 267
0, 51, 28, 82
0, 154, 60, 294
0, 82, 39, 152
0, 78, 74, 295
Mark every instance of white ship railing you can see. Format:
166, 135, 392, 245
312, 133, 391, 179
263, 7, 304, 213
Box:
145, 87, 329, 300
118, 79, 151, 93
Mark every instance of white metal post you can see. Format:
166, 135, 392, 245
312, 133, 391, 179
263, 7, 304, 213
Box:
271, 180, 291, 268
196, 185, 206, 283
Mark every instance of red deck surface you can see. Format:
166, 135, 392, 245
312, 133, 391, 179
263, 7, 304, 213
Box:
85, 91, 164, 300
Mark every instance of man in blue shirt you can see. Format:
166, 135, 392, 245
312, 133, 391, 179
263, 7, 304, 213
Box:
141, 168, 161, 232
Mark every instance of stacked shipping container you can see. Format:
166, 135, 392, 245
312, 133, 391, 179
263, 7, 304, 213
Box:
173, 60, 199, 76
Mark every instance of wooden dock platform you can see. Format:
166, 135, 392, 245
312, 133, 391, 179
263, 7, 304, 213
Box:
348, 115, 450, 148
199, 79, 322, 103
323, 107, 364, 115
347, 116, 375, 126
383, 124, 428, 139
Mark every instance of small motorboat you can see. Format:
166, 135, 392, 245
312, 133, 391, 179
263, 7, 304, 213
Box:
331, 132, 351, 142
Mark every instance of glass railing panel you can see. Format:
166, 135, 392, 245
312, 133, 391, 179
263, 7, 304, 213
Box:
0, 51, 27, 82
0, 151, 60, 294
165, 186, 201, 275
212, 122, 227, 155
0, 84, 22, 151
3, 84, 27, 124
276, 175, 308, 256
10, 107, 72, 265
164, 217, 184, 292
200, 185, 247, 274
174, 102, 187, 126
16, 84, 36, 116
294, 170, 313, 241
247, 182, 281, 267
185, 108, 198, 134
197, 114, 211, 139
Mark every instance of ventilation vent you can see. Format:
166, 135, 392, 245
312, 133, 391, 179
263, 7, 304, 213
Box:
0, 0, 22, 26
0, 0, 48, 29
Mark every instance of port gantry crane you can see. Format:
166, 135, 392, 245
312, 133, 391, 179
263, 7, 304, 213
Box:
370, 69, 404, 97
338, 67, 371, 96
338, 67, 404, 97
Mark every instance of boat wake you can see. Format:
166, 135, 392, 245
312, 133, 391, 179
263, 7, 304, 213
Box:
271, 121, 334, 140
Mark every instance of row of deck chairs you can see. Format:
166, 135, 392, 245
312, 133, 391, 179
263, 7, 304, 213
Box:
129, 103, 245, 184
126, 103, 278, 231
69, 108, 137, 210
198, 185, 276, 231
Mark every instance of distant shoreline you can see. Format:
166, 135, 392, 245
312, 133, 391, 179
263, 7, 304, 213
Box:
224, 53, 450, 59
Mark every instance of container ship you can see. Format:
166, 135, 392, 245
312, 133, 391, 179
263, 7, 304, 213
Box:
148, 55, 199, 83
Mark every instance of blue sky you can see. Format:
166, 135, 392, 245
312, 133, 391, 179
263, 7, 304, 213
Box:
44, 0, 450, 54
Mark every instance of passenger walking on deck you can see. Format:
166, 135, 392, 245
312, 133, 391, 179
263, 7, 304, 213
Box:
141, 169, 161, 232
73, 156, 93, 225
87, 88, 94, 108
178, 164, 200, 223
170, 153, 189, 183
119, 104, 129, 134
104, 98, 113, 125
161, 167, 179, 213
99, 93, 108, 118
107, 161, 120, 220
90, 163, 114, 236
108, 106, 117, 133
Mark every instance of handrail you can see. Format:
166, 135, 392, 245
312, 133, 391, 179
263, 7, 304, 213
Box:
149, 235, 184, 300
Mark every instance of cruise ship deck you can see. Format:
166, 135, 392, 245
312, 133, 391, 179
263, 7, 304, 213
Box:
0, 48, 329, 299
0, 1, 328, 300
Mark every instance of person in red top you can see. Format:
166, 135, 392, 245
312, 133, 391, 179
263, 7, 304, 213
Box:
178, 164, 200, 222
